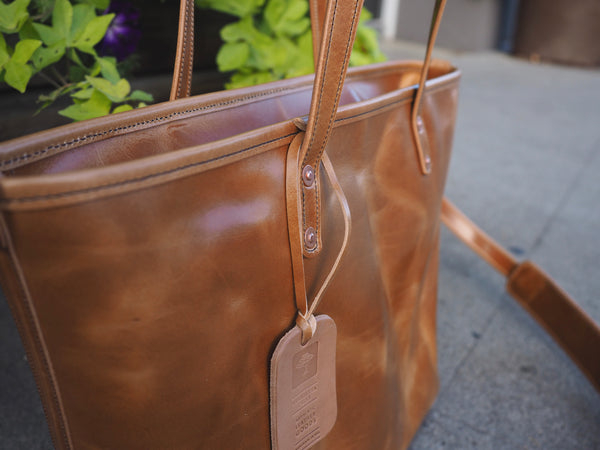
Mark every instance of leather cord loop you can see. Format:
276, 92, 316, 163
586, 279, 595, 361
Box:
286, 138, 352, 345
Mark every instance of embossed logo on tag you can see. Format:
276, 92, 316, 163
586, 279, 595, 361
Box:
293, 342, 318, 388
270, 315, 337, 450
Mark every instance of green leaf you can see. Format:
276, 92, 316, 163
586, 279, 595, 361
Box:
351, 23, 387, 67
248, 35, 286, 72
76, 45, 98, 56
72, 14, 114, 49
112, 104, 133, 114
32, 40, 65, 70
129, 90, 153, 102
196, 0, 265, 18
59, 89, 111, 121
18, 19, 40, 40
291, 28, 313, 74
226, 70, 275, 89
12, 39, 42, 64
69, 4, 96, 45
216, 41, 250, 72
71, 87, 94, 100
359, 7, 373, 23
0, 34, 9, 70
78, 0, 110, 10
0, 0, 31, 34
32, 23, 63, 46
4, 38, 41, 92
96, 56, 119, 83
85, 75, 130, 102
53, 0, 73, 40
220, 17, 276, 72
264, 0, 309, 37
220, 16, 257, 43
4, 59, 33, 92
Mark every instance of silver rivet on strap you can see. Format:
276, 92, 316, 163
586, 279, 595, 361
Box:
304, 227, 317, 250
302, 165, 315, 187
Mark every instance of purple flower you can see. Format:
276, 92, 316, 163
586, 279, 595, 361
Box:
97, 1, 142, 61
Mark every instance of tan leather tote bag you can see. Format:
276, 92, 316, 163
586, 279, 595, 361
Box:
0, 1, 598, 449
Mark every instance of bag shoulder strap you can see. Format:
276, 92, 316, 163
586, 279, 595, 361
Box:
442, 199, 600, 392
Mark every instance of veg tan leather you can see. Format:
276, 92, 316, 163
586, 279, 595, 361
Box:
0, 1, 461, 449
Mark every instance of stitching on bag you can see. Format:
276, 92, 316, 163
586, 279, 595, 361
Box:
300, 0, 337, 248
315, 1, 359, 247
6, 133, 297, 204
315, 1, 359, 166
179, 0, 189, 98
0, 88, 298, 169
4, 246, 71, 448
0, 67, 457, 171
336, 82, 454, 124
301, 0, 360, 250
4, 84, 448, 205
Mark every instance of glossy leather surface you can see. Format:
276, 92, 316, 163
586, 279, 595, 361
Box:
0, 0, 461, 448
0, 61, 460, 449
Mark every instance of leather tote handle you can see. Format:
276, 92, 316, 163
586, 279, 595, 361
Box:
171, 0, 363, 175
309, 0, 447, 175
170, 0, 195, 100
171, 0, 445, 176
171, 0, 364, 256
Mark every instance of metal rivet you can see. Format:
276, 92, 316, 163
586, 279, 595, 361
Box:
304, 227, 317, 250
302, 165, 315, 187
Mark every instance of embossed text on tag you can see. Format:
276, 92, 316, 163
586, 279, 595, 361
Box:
270, 315, 337, 450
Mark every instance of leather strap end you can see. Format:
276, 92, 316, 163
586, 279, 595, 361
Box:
507, 261, 600, 393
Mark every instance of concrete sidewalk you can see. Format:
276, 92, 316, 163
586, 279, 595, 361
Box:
1, 43, 599, 448
380, 42, 600, 449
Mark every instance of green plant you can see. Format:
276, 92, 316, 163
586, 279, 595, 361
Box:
197, 0, 386, 89
0, 0, 152, 121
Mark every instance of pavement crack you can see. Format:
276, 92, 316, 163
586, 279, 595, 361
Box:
530, 141, 600, 255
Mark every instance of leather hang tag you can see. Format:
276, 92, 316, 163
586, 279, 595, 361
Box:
270, 315, 337, 450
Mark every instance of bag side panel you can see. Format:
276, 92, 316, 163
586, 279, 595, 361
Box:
1, 78, 458, 449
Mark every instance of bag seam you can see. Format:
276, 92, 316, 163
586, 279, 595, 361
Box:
4, 133, 297, 204
0, 66, 455, 171
2, 82, 456, 205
